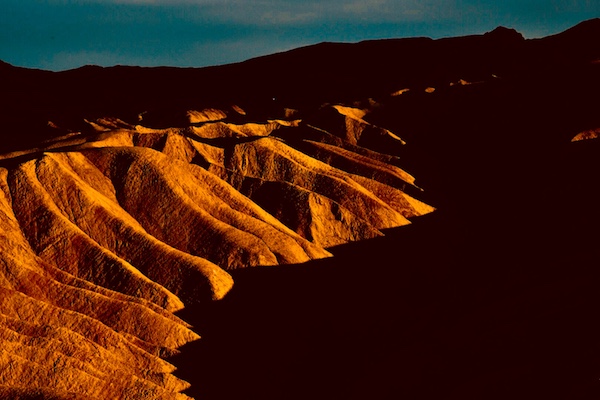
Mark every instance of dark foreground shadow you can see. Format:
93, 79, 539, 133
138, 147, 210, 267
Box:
171, 189, 600, 400
169, 77, 600, 398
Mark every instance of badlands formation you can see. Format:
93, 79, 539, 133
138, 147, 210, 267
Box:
0, 94, 432, 398
1, 18, 600, 400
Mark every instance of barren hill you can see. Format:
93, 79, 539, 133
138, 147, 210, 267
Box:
1, 18, 600, 400
0, 95, 433, 397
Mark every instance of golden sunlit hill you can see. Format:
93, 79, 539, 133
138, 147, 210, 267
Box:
0, 95, 433, 398
1, 18, 600, 400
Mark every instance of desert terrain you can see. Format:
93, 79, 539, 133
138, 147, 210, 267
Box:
1, 18, 600, 399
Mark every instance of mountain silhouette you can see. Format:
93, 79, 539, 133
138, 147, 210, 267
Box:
1, 18, 600, 399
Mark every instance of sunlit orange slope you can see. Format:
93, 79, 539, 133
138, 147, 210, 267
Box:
0, 101, 433, 399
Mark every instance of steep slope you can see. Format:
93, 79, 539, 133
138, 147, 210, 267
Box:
0, 172, 198, 399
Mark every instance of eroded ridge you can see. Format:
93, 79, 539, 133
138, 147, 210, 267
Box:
0, 103, 433, 399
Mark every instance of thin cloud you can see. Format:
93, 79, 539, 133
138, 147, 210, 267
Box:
260, 11, 319, 25
343, 0, 388, 15
52, 0, 461, 24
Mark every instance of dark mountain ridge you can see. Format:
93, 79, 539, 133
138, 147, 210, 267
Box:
2, 19, 599, 152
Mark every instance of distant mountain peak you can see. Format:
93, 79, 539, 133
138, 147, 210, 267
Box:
484, 26, 525, 41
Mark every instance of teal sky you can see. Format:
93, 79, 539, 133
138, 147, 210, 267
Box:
1, 0, 599, 71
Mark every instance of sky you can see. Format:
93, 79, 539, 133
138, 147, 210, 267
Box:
1, 0, 599, 71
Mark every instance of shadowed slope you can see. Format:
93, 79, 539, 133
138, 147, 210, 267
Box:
171, 33, 600, 400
